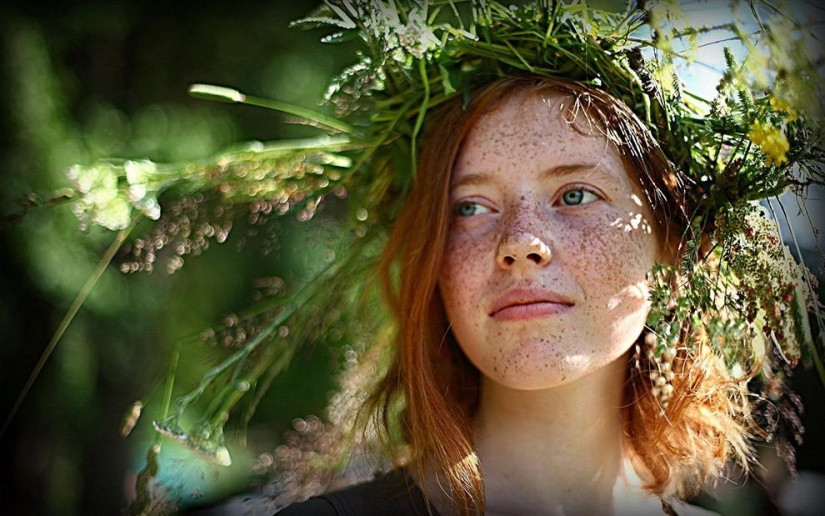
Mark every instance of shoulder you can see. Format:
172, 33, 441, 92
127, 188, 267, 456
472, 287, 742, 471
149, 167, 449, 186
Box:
275, 469, 435, 516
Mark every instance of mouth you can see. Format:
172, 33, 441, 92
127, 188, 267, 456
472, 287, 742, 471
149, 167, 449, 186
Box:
489, 288, 574, 321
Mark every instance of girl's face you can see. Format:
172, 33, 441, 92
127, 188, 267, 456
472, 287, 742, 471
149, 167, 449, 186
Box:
439, 91, 660, 390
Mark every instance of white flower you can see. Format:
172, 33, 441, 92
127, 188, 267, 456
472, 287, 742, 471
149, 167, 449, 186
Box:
67, 163, 129, 230
396, 7, 440, 59
125, 159, 162, 220
66, 159, 163, 230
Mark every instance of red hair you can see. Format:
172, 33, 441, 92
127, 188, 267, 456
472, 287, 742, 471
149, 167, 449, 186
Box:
366, 75, 751, 513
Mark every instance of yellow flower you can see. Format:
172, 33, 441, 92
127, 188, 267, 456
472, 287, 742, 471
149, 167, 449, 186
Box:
769, 95, 798, 121
748, 120, 790, 166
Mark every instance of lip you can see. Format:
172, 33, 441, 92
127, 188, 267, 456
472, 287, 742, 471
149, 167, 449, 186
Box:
489, 287, 574, 321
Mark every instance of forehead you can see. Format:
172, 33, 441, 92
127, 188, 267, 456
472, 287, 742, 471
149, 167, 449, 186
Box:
455, 90, 637, 186
465, 91, 601, 149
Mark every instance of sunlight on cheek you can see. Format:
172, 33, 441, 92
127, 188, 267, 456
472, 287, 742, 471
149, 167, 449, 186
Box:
610, 213, 653, 234
606, 280, 650, 310
628, 213, 643, 231
563, 353, 591, 370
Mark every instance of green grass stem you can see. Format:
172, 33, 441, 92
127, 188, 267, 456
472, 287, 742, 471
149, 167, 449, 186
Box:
1, 221, 135, 439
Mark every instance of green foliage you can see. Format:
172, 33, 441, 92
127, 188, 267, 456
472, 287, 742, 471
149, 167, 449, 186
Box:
0, 2, 354, 514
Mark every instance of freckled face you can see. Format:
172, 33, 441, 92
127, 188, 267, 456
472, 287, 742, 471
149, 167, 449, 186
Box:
439, 91, 660, 390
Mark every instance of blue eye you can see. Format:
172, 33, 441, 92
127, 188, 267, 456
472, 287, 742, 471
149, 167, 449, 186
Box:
561, 188, 598, 206
455, 201, 491, 217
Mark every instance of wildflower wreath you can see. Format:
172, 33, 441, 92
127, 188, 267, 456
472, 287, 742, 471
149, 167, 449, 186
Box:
37, 0, 825, 505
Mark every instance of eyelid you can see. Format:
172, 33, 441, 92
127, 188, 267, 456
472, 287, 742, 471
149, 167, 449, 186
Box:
452, 197, 496, 217
555, 183, 604, 205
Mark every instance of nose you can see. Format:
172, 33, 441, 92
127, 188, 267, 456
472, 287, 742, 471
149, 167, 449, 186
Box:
496, 225, 552, 270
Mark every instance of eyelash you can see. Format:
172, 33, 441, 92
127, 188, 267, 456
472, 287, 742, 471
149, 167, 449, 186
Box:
452, 185, 603, 217
455, 200, 493, 217
556, 185, 602, 206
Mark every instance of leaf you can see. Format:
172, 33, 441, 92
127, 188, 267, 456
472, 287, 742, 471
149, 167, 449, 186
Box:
321, 28, 361, 44
290, 2, 356, 30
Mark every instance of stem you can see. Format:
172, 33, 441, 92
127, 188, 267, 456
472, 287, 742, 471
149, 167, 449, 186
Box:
171, 251, 347, 414
1, 222, 134, 439
410, 58, 431, 178
213, 339, 293, 424
189, 84, 355, 135
242, 95, 356, 135
157, 347, 180, 445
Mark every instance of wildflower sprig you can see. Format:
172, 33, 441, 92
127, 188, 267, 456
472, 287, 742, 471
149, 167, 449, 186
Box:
34, 0, 824, 470
64, 134, 357, 233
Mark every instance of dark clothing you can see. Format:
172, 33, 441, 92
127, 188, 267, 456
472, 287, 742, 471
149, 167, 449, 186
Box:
276, 469, 438, 516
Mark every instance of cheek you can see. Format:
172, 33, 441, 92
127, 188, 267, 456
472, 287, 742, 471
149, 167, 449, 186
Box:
439, 231, 487, 310
569, 213, 657, 287
564, 214, 658, 343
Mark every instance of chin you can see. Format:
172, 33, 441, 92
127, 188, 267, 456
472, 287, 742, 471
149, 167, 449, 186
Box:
481, 351, 629, 392
482, 361, 588, 391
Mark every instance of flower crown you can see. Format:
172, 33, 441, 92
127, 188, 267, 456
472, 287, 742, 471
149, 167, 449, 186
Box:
58, 0, 823, 477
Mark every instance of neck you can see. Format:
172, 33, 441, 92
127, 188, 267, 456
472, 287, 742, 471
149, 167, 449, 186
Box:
473, 355, 630, 516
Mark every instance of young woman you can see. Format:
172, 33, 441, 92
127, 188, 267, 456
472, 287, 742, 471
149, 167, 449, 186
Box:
125, 2, 816, 514
277, 75, 745, 516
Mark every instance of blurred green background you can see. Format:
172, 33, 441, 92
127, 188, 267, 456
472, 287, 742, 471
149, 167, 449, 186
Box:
0, 1, 823, 516
0, 1, 360, 514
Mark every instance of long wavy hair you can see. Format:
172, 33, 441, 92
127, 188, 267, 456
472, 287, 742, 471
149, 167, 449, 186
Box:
366, 75, 752, 514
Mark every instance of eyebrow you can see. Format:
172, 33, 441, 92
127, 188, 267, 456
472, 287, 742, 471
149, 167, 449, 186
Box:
451, 162, 603, 188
